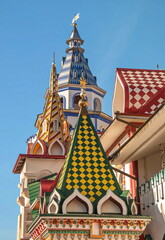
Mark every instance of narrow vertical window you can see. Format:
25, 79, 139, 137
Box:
54, 119, 59, 131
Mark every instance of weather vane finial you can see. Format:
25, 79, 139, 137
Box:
72, 13, 80, 27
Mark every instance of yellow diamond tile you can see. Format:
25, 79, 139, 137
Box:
92, 152, 98, 156
109, 174, 113, 179
89, 191, 95, 196
84, 130, 89, 135
101, 168, 106, 173
91, 136, 96, 140
84, 140, 90, 145
100, 157, 105, 161
93, 157, 98, 161
80, 173, 85, 178
88, 179, 93, 184
86, 162, 91, 167
96, 191, 102, 196
85, 146, 90, 150
95, 174, 100, 179
91, 146, 97, 151
73, 151, 77, 155
101, 174, 107, 179
86, 168, 92, 173
79, 156, 84, 161
80, 168, 85, 173
77, 135, 83, 139
66, 185, 72, 190
86, 151, 90, 156
81, 190, 87, 196
91, 141, 96, 145
82, 120, 88, 124
78, 130, 82, 134
73, 173, 78, 178
100, 162, 105, 167
81, 179, 86, 184
95, 185, 101, 190
86, 156, 91, 161
72, 162, 77, 167
93, 162, 98, 167
77, 140, 83, 145
72, 156, 77, 161
83, 125, 88, 130
89, 196, 95, 202
98, 152, 103, 156
82, 115, 87, 119
102, 185, 109, 191
110, 180, 115, 184
78, 145, 83, 150
79, 162, 84, 167
94, 168, 99, 173
95, 179, 100, 184
88, 185, 94, 190
72, 167, 77, 172
67, 173, 71, 178
84, 135, 89, 140
74, 179, 79, 184
81, 185, 86, 190
102, 179, 108, 185
110, 185, 116, 191
66, 179, 71, 184
87, 173, 92, 178
79, 151, 84, 155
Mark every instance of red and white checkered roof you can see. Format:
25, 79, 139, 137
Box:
117, 68, 165, 114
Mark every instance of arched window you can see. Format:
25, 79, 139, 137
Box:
81, 69, 85, 78
74, 53, 79, 63
94, 98, 101, 111
59, 96, 66, 109
48, 139, 65, 155
73, 69, 77, 79
73, 94, 81, 110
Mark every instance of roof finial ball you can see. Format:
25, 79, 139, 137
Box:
79, 78, 88, 108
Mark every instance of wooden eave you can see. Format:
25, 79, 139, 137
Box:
13, 154, 65, 174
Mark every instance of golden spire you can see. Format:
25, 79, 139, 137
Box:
78, 78, 88, 108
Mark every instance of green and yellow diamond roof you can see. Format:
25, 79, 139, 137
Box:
56, 106, 122, 205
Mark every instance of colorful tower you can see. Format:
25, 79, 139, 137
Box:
57, 21, 112, 134
13, 61, 70, 240
27, 80, 151, 240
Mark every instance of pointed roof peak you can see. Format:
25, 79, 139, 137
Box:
66, 25, 84, 45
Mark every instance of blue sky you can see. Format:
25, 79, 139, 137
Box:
0, 0, 165, 239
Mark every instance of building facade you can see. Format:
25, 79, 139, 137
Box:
13, 22, 112, 240
101, 68, 165, 239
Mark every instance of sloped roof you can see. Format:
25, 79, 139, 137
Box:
56, 106, 122, 206
66, 26, 84, 44
114, 68, 165, 114
58, 26, 97, 86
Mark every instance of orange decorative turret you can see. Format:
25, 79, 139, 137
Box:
29, 61, 70, 155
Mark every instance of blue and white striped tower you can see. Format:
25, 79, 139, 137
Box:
58, 22, 112, 134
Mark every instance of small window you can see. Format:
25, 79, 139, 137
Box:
81, 69, 85, 78
54, 119, 59, 131
42, 120, 48, 133
75, 54, 79, 63
73, 69, 77, 79
74, 41, 77, 46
